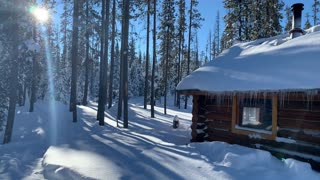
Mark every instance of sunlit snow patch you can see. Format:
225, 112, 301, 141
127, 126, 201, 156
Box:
43, 146, 122, 179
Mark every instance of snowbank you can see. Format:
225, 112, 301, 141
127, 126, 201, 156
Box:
192, 142, 319, 180
177, 26, 320, 93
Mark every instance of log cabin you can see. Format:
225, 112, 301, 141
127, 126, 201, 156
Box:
177, 3, 320, 170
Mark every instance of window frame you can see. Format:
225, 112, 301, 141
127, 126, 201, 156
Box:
231, 95, 278, 140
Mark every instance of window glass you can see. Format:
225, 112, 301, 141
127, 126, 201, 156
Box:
242, 107, 260, 125
239, 99, 272, 131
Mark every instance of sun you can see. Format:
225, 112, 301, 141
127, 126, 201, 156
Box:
30, 6, 49, 22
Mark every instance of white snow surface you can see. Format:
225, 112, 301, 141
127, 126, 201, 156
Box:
177, 25, 320, 93
276, 137, 296, 144
0, 97, 319, 179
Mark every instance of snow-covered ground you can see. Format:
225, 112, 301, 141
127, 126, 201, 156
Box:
0, 97, 319, 180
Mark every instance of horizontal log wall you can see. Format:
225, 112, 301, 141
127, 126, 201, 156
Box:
278, 100, 320, 131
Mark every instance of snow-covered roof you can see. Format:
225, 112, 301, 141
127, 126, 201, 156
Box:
177, 26, 320, 94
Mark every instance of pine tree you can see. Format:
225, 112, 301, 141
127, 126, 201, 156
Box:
158, 0, 175, 114
284, 5, 292, 32
29, 22, 39, 112
175, 0, 186, 108
184, 0, 203, 109
264, 0, 284, 37
312, 0, 320, 26
97, 0, 110, 125
2, 0, 34, 143
221, 0, 237, 50
61, 0, 71, 64
205, 33, 210, 63
194, 35, 199, 68
208, 30, 212, 61
129, 51, 144, 97
3, 14, 19, 143
249, 0, 261, 40
117, 0, 131, 127
108, 0, 117, 109
222, 0, 283, 50
144, 0, 151, 109
213, 11, 220, 56
305, 13, 312, 29
82, 0, 90, 105
113, 42, 121, 96
128, 38, 143, 97
69, 0, 80, 122
56, 0, 72, 103
212, 11, 221, 58
128, 38, 136, 69
104, 0, 110, 106
43, 0, 57, 63
122, 0, 130, 128
150, 0, 157, 118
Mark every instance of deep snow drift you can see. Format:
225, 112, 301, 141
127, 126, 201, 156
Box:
177, 25, 320, 92
0, 98, 319, 179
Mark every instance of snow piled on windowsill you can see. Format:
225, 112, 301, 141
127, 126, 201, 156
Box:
235, 125, 272, 135
275, 137, 296, 144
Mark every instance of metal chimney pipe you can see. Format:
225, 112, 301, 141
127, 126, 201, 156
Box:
290, 3, 304, 39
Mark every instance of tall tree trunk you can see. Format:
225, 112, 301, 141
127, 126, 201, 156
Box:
30, 26, 37, 112
117, 40, 124, 122
195, 35, 199, 68
97, 0, 108, 125
18, 83, 23, 107
3, 10, 19, 144
150, 0, 157, 118
122, 0, 130, 128
82, 0, 90, 106
178, 43, 184, 109
90, 57, 94, 97
108, 0, 116, 109
69, 0, 80, 122
104, 0, 110, 106
185, 0, 193, 109
144, 0, 151, 109
22, 82, 27, 106
238, 1, 243, 41
117, 2, 125, 122
209, 31, 211, 61
176, 25, 182, 108
164, 25, 169, 115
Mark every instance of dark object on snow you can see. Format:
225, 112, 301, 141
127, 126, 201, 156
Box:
290, 3, 304, 39
173, 115, 179, 129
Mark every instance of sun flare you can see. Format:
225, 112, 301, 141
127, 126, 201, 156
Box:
30, 6, 49, 22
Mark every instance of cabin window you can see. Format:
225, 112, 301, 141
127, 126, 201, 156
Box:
232, 96, 277, 140
238, 99, 273, 132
